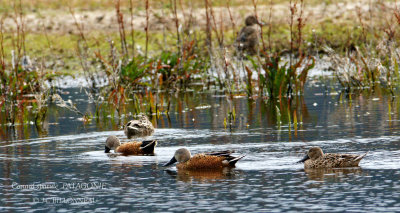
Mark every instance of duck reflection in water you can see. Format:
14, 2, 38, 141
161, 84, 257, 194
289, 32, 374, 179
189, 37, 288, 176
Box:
304, 167, 365, 181
164, 167, 242, 183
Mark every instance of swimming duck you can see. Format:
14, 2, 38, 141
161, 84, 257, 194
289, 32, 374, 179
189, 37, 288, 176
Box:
235, 15, 262, 56
163, 148, 245, 170
298, 147, 368, 169
105, 135, 157, 155
124, 114, 154, 139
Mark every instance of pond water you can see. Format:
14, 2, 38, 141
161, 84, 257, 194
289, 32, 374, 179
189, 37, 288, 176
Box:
1, 82, 400, 212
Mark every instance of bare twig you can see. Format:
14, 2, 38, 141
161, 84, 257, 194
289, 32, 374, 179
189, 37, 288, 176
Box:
145, 0, 149, 59
115, 0, 128, 57
171, 0, 181, 54
226, 0, 236, 37
204, 0, 212, 50
129, 0, 135, 57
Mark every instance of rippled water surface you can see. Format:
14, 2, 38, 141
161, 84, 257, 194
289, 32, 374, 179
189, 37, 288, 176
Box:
1, 84, 400, 212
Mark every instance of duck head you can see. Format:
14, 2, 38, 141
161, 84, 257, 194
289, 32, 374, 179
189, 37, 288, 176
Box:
105, 135, 121, 153
163, 148, 191, 167
298, 147, 324, 163
245, 15, 264, 26
124, 114, 153, 139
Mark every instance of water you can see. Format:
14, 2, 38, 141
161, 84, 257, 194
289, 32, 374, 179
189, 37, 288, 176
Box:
1, 83, 400, 212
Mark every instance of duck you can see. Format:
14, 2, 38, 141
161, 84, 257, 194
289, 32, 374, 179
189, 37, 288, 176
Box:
124, 114, 154, 139
235, 15, 263, 56
163, 148, 245, 170
298, 147, 368, 169
105, 135, 157, 155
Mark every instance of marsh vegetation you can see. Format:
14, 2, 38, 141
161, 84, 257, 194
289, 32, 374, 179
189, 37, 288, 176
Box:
1, 0, 400, 136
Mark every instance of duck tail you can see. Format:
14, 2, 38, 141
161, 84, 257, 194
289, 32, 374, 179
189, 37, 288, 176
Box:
354, 151, 368, 161
140, 140, 157, 153
228, 155, 245, 166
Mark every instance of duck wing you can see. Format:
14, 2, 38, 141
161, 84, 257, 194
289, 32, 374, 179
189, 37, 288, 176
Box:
205, 150, 234, 157
336, 152, 368, 162
204, 151, 245, 167
139, 140, 157, 153
325, 152, 368, 167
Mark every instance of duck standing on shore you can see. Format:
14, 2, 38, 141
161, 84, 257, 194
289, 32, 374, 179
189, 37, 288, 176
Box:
235, 15, 263, 56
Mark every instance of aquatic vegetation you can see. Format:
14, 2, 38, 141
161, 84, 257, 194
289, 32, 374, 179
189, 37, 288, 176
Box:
252, 54, 314, 100
321, 1, 400, 93
0, 4, 52, 128
3, 0, 400, 131
157, 42, 207, 89
0, 59, 49, 126
326, 41, 400, 94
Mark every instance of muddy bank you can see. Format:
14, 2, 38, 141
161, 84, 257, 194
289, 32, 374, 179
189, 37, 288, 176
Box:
2, 0, 391, 34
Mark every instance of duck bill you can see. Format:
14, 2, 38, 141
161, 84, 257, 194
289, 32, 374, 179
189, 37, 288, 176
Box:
105, 146, 111, 153
127, 126, 139, 132
163, 156, 177, 167
298, 154, 310, 163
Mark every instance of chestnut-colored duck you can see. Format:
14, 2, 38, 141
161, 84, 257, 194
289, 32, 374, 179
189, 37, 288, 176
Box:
105, 135, 157, 155
163, 148, 245, 170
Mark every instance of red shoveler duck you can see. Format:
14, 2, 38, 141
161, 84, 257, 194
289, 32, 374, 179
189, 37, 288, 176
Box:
105, 135, 157, 155
163, 148, 245, 170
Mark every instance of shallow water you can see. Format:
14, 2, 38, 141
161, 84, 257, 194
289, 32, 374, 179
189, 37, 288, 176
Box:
1, 84, 400, 212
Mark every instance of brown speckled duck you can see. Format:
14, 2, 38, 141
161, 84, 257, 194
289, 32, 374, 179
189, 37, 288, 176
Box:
105, 135, 157, 155
124, 114, 154, 139
236, 15, 262, 56
163, 148, 245, 170
298, 147, 368, 169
